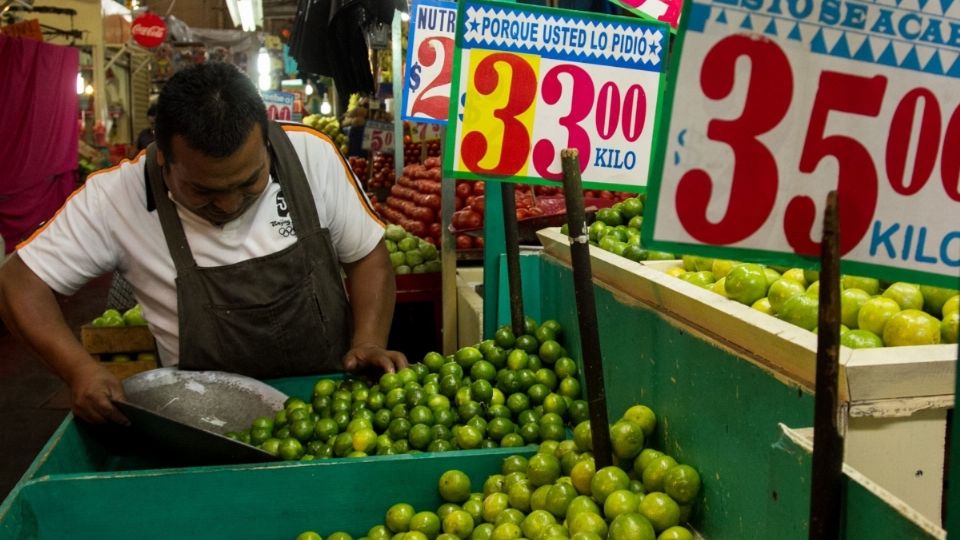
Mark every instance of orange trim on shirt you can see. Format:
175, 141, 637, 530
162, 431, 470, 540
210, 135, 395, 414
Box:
16, 153, 147, 250
281, 124, 385, 227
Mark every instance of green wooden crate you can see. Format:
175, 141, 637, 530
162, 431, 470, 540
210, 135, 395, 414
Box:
0, 448, 529, 540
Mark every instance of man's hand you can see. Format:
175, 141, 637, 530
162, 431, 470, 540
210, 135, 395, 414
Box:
66, 362, 130, 425
343, 343, 408, 374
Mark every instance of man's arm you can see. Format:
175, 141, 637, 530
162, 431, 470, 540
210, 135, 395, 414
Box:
341, 240, 408, 373
0, 255, 128, 424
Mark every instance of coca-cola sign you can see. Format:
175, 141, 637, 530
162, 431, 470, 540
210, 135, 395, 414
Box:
131, 13, 167, 48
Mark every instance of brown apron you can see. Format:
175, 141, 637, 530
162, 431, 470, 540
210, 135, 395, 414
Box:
145, 122, 351, 378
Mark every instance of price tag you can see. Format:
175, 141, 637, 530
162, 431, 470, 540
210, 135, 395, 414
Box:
645, 0, 960, 288
608, 0, 684, 32
444, 0, 669, 192
362, 121, 396, 153
402, 0, 458, 124
262, 90, 295, 122
411, 122, 444, 143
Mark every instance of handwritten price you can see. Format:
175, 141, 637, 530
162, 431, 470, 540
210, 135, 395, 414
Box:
460, 51, 652, 180
679, 35, 960, 263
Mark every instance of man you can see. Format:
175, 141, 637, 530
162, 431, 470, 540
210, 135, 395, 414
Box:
135, 103, 157, 152
0, 63, 407, 425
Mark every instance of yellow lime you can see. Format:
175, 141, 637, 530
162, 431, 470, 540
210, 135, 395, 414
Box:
642, 456, 678, 493
638, 492, 680, 533
609, 513, 656, 540
610, 420, 645, 460
591, 466, 631, 504
440, 470, 473, 503
604, 489, 641, 520
663, 465, 701, 504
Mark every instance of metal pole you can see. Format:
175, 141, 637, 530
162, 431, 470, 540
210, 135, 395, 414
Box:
391, 10, 404, 182
439, 127, 458, 355
560, 149, 612, 470
501, 183, 526, 338
809, 190, 844, 540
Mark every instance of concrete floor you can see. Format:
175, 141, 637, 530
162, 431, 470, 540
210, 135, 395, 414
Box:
0, 274, 112, 501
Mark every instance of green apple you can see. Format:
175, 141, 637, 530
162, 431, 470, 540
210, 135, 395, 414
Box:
840, 288, 871, 329
385, 224, 406, 243
405, 251, 424, 267
882, 282, 924, 310
398, 236, 419, 252
389, 251, 406, 268
123, 306, 147, 326
882, 309, 941, 346
419, 243, 439, 261
395, 265, 412, 275
385, 239, 398, 253
858, 297, 901, 336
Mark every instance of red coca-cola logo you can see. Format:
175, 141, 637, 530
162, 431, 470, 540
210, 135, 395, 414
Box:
131, 13, 167, 48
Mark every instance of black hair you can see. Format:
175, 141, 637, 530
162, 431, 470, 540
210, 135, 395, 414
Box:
155, 62, 268, 162
146, 103, 157, 117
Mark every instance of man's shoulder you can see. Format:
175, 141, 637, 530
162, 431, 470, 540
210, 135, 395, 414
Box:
279, 123, 339, 156
82, 154, 149, 209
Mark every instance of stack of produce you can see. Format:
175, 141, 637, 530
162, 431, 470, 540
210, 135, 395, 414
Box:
368, 152, 396, 189
403, 134, 442, 165
384, 224, 441, 274
303, 114, 349, 155
229, 318, 589, 460
561, 195, 677, 263
348, 157, 369, 183
668, 258, 958, 348
373, 158, 443, 244
294, 406, 702, 540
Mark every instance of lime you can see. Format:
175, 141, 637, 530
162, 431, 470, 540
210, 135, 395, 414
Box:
521, 510, 557, 539
456, 425, 484, 449
367, 525, 391, 540
440, 470, 473, 504
858, 296, 902, 336
778, 294, 819, 331
507, 481, 532, 512
609, 513, 656, 540
841, 275, 880, 295
571, 456, 596, 495
424, 351, 446, 372
941, 295, 959, 317
604, 489, 640, 520
767, 278, 806, 314
638, 492, 680, 533
724, 264, 768, 305
483, 492, 510, 523
506, 349, 530, 370
657, 526, 695, 540
882, 282, 924, 310
278, 437, 304, 460
500, 433, 525, 447
515, 334, 540, 354
410, 511, 442, 539
472, 524, 495, 540
841, 329, 883, 349
610, 420, 645, 460
386, 503, 416, 533
410, 424, 433, 450
327, 533, 352, 540
840, 288, 871, 328
494, 327, 516, 349
569, 510, 608, 537
883, 309, 941, 346
642, 456, 678, 493
442, 510, 474, 539
490, 522, 522, 540
527, 453, 561, 487
455, 347, 484, 370
544, 481, 578, 518
663, 465, 701, 504
573, 421, 593, 452
751, 297, 774, 315
539, 340, 564, 364
942, 311, 958, 343
592, 466, 631, 504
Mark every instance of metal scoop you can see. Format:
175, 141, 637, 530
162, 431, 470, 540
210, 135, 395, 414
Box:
113, 368, 289, 465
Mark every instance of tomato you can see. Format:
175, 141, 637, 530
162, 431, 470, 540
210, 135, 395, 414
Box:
456, 182, 472, 198
456, 234, 474, 249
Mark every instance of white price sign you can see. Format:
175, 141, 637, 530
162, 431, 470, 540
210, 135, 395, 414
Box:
402, 0, 457, 124
645, 0, 960, 288
412, 122, 443, 143
444, 0, 669, 191
362, 121, 396, 154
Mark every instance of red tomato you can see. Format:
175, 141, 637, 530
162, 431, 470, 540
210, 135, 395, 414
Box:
456, 234, 473, 249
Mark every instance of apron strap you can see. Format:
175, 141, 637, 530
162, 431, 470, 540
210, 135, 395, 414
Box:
145, 143, 198, 273
266, 122, 324, 238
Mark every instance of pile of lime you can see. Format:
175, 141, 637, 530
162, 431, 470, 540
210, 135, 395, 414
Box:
560, 196, 676, 263
671, 256, 958, 348
91, 304, 147, 327
385, 224, 441, 275
228, 318, 589, 460
296, 405, 700, 540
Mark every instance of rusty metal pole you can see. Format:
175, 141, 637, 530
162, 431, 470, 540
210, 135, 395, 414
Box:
560, 148, 612, 469
809, 190, 844, 540
501, 183, 526, 338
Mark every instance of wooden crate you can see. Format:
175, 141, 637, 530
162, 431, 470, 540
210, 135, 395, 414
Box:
80, 324, 158, 379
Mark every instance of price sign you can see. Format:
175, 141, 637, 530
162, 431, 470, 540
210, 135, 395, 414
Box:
645, 0, 960, 288
402, 0, 458, 124
412, 122, 444, 143
262, 90, 295, 122
363, 121, 396, 153
443, 0, 669, 192
608, 0, 684, 32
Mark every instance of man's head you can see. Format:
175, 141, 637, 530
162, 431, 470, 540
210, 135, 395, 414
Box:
146, 103, 157, 126
155, 63, 270, 226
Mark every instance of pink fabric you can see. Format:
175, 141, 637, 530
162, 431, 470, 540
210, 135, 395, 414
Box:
0, 36, 79, 253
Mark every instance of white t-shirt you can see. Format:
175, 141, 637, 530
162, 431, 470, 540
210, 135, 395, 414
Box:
18, 126, 384, 366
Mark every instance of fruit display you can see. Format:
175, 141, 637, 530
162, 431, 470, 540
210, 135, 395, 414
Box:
560, 195, 677, 263
384, 224, 441, 274
303, 114, 349, 155
228, 317, 589, 460
368, 152, 396, 189
373, 157, 446, 245
667, 258, 958, 348
91, 304, 147, 327
293, 406, 701, 540
402, 133, 442, 165
342, 94, 394, 129
348, 156, 369, 183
